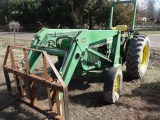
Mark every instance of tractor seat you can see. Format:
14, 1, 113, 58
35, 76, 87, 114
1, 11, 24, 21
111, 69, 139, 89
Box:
111, 25, 128, 37
111, 25, 128, 32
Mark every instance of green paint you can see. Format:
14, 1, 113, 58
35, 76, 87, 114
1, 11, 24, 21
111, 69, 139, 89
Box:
109, 0, 137, 30
26, 0, 137, 90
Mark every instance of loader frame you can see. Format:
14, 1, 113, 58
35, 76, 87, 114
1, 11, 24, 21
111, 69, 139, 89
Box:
2, 46, 69, 120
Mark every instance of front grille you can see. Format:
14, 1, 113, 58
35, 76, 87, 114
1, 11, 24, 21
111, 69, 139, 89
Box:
87, 48, 99, 66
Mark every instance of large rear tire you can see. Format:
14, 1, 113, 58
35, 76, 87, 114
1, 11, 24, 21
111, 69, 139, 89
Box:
103, 67, 123, 103
126, 35, 150, 79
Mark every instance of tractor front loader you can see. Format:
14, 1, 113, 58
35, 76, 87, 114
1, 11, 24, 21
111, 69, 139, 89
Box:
1, 0, 150, 120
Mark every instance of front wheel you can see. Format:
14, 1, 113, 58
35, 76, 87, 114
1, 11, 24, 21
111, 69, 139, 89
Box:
103, 67, 123, 103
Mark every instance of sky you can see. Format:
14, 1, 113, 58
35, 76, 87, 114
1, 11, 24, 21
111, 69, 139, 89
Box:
137, 0, 160, 10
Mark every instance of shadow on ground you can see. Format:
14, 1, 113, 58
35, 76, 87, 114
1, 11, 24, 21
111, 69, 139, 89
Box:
69, 91, 106, 107
118, 82, 160, 112
68, 77, 103, 91
0, 82, 48, 120
68, 77, 112, 108
131, 82, 160, 105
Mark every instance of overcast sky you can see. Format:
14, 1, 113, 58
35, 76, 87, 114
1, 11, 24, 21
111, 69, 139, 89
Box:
137, 0, 160, 10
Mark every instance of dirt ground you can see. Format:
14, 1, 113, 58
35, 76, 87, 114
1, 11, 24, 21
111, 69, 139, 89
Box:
0, 39, 160, 120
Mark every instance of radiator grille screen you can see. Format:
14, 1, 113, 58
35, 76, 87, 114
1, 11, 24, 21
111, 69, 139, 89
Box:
87, 48, 99, 66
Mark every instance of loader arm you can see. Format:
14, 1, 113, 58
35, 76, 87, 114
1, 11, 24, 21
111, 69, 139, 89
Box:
28, 29, 121, 86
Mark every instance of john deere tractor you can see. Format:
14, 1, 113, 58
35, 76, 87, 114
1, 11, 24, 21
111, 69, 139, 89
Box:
2, 0, 150, 119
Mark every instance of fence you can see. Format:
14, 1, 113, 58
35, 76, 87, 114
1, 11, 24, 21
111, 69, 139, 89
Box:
135, 21, 160, 31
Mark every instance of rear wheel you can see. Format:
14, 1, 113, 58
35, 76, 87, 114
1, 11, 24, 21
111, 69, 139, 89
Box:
103, 67, 123, 103
126, 35, 150, 79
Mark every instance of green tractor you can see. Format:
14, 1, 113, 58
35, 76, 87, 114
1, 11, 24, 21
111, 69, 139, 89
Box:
2, 0, 150, 119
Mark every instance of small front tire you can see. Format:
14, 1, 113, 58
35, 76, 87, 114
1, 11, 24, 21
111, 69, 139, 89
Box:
103, 67, 123, 104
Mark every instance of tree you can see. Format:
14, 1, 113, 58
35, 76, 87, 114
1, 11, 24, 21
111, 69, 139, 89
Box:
0, 0, 138, 29
71, 0, 90, 28
85, 0, 98, 29
157, 9, 160, 23
9, 0, 41, 25
112, 4, 133, 27
71, 0, 111, 29
147, 0, 155, 18
138, 0, 158, 19
0, 0, 9, 25
137, 0, 147, 10
8, 21, 20, 45
48, 0, 73, 28
94, 0, 110, 29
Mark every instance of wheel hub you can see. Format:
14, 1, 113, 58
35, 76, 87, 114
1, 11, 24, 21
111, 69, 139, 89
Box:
114, 75, 120, 95
141, 45, 149, 67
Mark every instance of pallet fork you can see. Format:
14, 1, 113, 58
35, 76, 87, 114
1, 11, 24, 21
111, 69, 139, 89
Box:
1, 46, 69, 120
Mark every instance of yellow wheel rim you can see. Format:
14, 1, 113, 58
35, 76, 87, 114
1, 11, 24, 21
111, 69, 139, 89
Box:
141, 45, 149, 67
114, 75, 120, 95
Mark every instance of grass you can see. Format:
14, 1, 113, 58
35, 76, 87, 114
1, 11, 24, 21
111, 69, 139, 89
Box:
0, 38, 30, 42
0, 38, 31, 47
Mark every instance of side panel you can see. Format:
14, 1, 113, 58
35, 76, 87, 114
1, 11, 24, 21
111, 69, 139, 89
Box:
76, 30, 121, 68
60, 30, 121, 86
